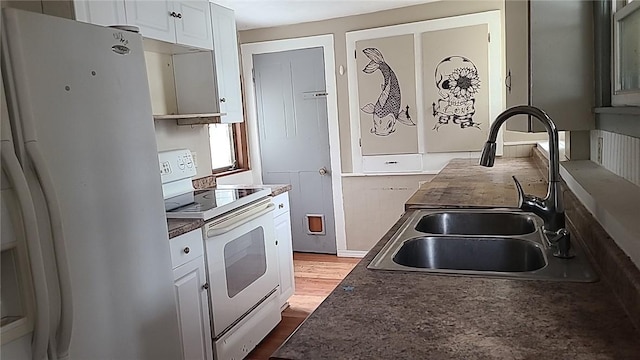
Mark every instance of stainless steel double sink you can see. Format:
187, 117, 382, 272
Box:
368, 208, 598, 282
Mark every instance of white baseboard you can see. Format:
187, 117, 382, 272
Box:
337, 250, 368, 258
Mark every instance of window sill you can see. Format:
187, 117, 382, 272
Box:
212, 168, 250, 178
594, 106, 640, 115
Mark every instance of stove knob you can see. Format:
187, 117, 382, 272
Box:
183, 247, 190, 254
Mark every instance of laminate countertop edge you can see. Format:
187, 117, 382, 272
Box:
271, 157, 640, 360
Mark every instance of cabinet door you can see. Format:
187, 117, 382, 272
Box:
210, 2, 244, 123
504, 0, 531, 132
74, 0, 126, 27
173, 258, 213, 360
174, 0, 213, 50
124, 0, 176, 44
529, 0, 594, 131
173, 52, 219, 114
274, 211, 294, 309
505, 0, 594, 132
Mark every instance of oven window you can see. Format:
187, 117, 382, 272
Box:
223, 226, 267, 298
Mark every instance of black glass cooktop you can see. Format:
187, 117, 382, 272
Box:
165, 188, 271, 220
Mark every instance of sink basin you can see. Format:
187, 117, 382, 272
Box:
415, 212, 537, 236
368, 208, 598, 282
394, 236, 546, 272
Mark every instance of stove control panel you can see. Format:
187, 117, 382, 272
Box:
158, 149, 197, 184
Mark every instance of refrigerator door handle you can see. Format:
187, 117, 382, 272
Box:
1, 142, 50, 360
26, 141, 73, 359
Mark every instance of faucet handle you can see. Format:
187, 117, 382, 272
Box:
512, 176, 525, 208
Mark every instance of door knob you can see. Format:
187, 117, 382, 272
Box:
319, 167, 328, 176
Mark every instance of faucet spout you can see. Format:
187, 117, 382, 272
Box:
481, 106, 561, 184
479, 105, 571, 258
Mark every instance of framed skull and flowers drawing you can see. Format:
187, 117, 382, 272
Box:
346, 11, 502, 173
422, 24, 490, 153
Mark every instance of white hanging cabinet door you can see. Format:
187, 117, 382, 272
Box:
174, 0, 213, 50
210, 2, 244, 123
124, 0, 176, 44
74, 0, 127, 27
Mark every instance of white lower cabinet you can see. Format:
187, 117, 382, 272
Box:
170, 230, 213, 360
273, 192, 295, 309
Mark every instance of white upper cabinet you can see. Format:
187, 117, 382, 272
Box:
124, 0, 175, 44
174, 1, 213, 50
74, 0, 127, 27
210, 2, 244, 123
124, 0, 213, 50
505, 0, 594, 132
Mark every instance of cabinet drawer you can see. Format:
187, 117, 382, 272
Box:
272, 192, 290, 218
169, 229, 204, 269
362, 154, 422, 173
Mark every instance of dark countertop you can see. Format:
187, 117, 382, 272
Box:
272, 158, 640, 359
167, 218, 203, 239
166, 184, 291, 239
405, 157, 548, 208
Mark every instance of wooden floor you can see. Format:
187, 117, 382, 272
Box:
246, 253, 360, 360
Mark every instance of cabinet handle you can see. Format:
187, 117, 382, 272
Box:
202, 283, 209, 290
505, 69, 512, 94
279, 203, 284, 209
275, 240, 279, 246
169, 11, 177, 17
385, 161, 398, 165
183, 247, 190, 254
176, 13, 182, 19
220, 97, 226, 103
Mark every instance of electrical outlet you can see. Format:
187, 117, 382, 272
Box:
191, 151, 198, 168
597, 137, 603, 164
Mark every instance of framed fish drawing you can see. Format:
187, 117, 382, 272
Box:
422, 24, 490, 153
356, 34, 418, 156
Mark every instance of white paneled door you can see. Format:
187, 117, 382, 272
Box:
254, 47, 337, 254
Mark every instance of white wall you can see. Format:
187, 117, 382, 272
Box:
342, 174, 435, 251
590, 130, 640, 187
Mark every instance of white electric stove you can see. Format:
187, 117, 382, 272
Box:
158, 149, 281, 360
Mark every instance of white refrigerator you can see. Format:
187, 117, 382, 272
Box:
1, 9, 182, 360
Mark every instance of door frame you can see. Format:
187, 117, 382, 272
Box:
240, 35, 350, 257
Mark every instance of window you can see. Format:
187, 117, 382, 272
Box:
208, 122, 249, 174
612, 0, 640, 105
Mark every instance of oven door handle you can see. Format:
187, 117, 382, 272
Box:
206, 203, 275, 238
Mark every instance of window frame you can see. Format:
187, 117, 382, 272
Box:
209, 121, 250, 176
612, 0, 640, 106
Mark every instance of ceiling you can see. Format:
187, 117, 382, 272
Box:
213, 0, 434, 30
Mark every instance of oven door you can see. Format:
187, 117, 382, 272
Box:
203, 201, 279, 337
